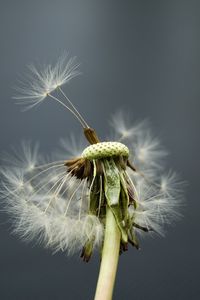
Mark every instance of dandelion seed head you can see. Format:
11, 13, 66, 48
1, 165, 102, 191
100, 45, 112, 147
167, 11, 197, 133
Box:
1, 54, 184, 258
0, 113, 183, 257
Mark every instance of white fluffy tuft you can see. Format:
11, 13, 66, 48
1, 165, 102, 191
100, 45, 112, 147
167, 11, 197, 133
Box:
128, 172, 183, 237
58, 134, 87, 159
110, 111, 183, 237
14, 53, 80, 110
110, 111, 148, 142
0, 142, 103, 255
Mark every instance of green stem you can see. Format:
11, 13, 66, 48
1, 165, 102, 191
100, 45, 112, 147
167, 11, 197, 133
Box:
94, 206, 121, 300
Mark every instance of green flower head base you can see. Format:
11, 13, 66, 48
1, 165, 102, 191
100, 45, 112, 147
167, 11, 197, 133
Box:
82, 142, 129, 160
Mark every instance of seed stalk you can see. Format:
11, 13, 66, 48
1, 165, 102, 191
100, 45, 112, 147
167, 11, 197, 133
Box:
94, 206, 121, 300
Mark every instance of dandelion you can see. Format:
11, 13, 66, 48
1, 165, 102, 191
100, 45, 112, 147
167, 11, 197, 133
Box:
0, 54, 184, 300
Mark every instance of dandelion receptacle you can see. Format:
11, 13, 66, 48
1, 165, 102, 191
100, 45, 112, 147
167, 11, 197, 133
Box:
0, 54, 183, 300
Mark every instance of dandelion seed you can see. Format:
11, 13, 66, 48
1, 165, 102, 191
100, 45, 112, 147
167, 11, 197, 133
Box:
1, 54, 184, 300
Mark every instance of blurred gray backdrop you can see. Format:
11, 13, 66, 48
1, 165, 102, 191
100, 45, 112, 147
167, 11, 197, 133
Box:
0, 0, 199, 299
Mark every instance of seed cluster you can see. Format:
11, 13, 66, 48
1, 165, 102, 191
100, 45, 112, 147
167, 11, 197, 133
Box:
82, 142, 129, 160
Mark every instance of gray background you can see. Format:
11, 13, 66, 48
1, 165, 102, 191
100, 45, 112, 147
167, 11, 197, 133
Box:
0, 0, 199, 299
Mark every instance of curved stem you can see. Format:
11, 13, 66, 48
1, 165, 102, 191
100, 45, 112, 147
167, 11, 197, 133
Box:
94, 207, 121, 300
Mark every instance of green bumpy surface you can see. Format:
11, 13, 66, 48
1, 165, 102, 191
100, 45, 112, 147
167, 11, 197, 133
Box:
82, 142, 129, 160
